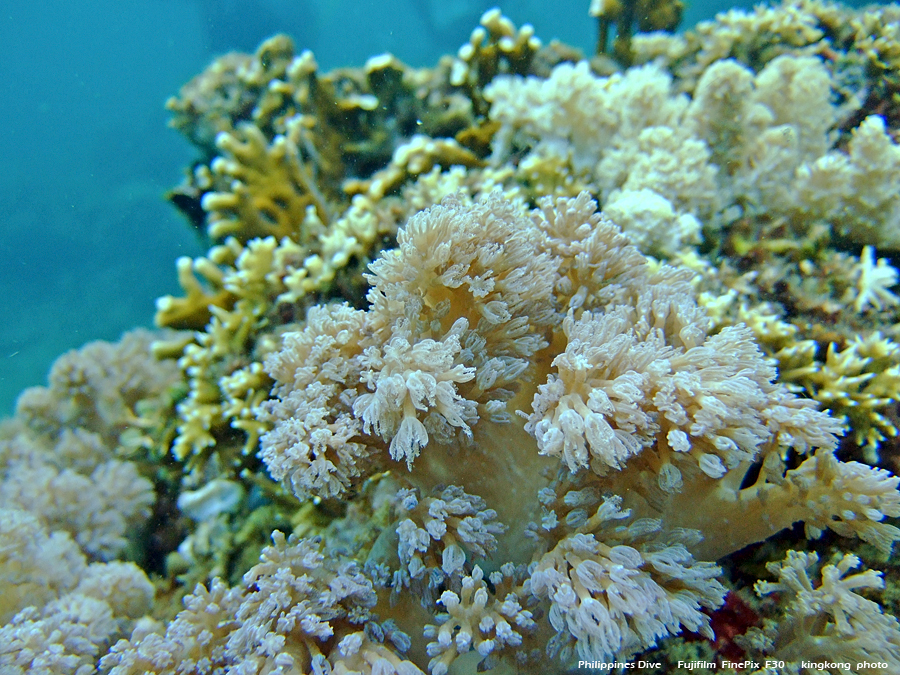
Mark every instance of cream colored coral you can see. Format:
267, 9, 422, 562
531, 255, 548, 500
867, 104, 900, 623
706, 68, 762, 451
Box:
484, 47, 900, 254
103, 533, 421, 675
530, 496, 725, 663
795, 115, 900, 249
424, 565, 534, 675
261, 194, 561, 504
57, 7, 900, 669
3, 457, 153, 560
0, 509, 85, 625
845, 245, 900, 312
101, 578, 242, 674
598, 188, 701, 258
258, 192, 870, 672
486, 61, 688, 176
258, 303, 372, 499
354, 325, 477, 467
0, 508, 154, 674
17, 329, 183, 445
667, 446, 899, 561
686, 54, 837, 219
742, 551, 900, 673
393, 486, 505, 587
3, 332, 170, 562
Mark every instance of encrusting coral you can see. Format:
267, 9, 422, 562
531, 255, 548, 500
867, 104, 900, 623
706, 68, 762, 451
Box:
5, 2, 900, 674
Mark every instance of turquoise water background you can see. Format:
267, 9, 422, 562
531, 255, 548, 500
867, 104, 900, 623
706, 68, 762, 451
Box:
0, 0, 750, 415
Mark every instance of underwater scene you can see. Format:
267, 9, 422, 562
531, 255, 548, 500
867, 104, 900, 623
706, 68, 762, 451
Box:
2, 1, 900, 673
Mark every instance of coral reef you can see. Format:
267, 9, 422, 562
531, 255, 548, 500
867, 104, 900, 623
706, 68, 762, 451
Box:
5, 2, 900, 674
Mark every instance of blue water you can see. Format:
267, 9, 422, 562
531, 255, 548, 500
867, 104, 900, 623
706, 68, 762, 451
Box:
0, 0, 760, 414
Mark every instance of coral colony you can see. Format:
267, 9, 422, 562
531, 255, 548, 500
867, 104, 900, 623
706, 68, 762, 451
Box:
4, 2, 900, 674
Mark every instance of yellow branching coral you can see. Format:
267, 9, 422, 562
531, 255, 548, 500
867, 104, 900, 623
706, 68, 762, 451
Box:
659, 0, 841, 83
448, 8, 543, 115
154, 254, 233, 330
202, 122, 329, 242
352, 135, 484, 201
798, 333, 900, 455
706, 296, 900, 462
